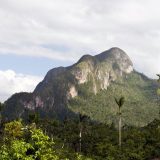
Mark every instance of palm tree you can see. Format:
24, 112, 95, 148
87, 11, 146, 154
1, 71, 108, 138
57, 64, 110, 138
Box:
115, 96, 125, 147
78, 113, 88, 152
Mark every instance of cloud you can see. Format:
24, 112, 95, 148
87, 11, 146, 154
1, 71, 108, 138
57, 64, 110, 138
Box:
0, 70, 43, 102
0, 0, 160, 77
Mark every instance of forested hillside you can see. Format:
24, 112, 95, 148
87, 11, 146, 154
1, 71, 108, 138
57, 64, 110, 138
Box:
2, 48, 160, 127
69, 71, 159, 126
1, 48, 160, 159
0, 116, 160, 159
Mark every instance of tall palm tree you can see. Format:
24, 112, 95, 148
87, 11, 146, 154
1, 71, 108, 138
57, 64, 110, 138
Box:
115, 96, 125, 147
78, 113, 88, 152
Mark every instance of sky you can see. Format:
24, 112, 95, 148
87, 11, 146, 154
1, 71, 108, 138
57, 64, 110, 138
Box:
0, 0, 160, 102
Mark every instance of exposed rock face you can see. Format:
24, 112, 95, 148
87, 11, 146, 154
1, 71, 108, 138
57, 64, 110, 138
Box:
37, 47, 133, 95
2, 47, 134, 120
95, 47, 133, 74
67, 86, 78, 99
70, 47, 133, 93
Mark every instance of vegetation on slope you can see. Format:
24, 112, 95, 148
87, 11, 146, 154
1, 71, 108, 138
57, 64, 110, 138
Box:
1, 117, 160, 160
69, 71, 159, 126
0, 120, 92, 160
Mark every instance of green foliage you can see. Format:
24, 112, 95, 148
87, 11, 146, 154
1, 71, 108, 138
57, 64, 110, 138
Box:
0, 121, 59, 160
1, 72, 160, 159
1, 118, 160, 159
0, 120, 91, 160
0, 102, 4, 111
76, 153, 92, 160
0, 140, 33, 160
69, 71, 159, 126
157, 88, 160, 95
115, 97, 125, 109
28, 113, 40, 124
4, 120, 23, 139
29, 128, 59, 160
37, 118, 160, 160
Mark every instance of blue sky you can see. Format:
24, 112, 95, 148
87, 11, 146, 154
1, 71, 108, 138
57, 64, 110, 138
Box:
0, 0, 160, 102
0, 54, 72, 76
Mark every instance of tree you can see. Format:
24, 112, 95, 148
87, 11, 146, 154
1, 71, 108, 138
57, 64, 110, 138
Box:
0, 102, 4, 126
115, 97, 125, 147
78, 113, 88, 152
1, 120, 60, 160
4, 120, 23, 139
28, 112, 40, 124
156, 74, 160, 117
0, 120, 93, 160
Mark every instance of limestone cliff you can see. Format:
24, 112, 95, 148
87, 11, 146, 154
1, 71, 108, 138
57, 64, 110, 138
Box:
4, 47, 156, 125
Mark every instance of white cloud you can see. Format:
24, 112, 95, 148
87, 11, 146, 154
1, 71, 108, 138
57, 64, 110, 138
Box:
0, 0, 160, 77
0, 70, 43, 102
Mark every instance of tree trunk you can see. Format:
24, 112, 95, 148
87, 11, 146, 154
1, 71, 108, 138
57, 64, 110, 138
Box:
62, 138, 66, 149
79, 128, 82, 152
119, 109, 122, 147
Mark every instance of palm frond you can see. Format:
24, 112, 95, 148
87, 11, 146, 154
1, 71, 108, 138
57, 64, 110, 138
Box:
115, 97, 125, 108
119, 97, 125, 107
114, 98, 120, 106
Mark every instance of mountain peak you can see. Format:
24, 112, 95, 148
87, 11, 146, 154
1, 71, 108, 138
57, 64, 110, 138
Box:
3, 47, 134, 121
96, 47, 131, 61
77, 54, 94, 63
109, 47, 124, 51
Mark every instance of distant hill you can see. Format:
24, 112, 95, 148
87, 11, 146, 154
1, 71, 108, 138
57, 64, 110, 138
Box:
2, 47, 159, 126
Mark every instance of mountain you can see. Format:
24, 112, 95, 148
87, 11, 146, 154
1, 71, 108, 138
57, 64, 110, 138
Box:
2, 47, 159, 126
